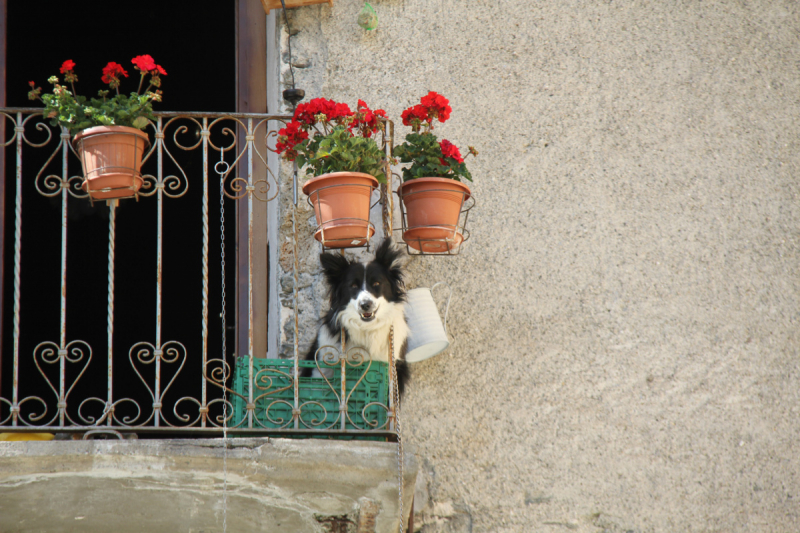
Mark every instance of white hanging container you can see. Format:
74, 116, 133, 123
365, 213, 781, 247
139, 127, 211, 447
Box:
404, 282, 452, 363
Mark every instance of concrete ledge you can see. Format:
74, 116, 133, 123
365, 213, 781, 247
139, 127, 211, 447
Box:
0, 438, 417, 533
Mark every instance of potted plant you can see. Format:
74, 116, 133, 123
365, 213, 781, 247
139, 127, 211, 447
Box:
276, 98, 388, 248
28, 55, 166, 201
393, 92, 477, 252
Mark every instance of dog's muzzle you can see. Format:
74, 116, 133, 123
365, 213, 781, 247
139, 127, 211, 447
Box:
358, 300, 378, 322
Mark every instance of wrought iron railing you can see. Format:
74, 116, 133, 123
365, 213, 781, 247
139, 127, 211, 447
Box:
0, 108, 399, 438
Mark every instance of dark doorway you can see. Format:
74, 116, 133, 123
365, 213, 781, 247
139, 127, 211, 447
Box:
2, 0, 241, 432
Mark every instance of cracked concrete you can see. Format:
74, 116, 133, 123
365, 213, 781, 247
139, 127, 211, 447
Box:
0, 438, 417, 533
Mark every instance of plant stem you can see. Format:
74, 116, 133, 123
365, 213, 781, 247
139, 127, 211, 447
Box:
137, 72, 145, 94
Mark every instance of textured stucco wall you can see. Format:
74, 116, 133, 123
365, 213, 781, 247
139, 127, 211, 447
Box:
276, 1, 800, 531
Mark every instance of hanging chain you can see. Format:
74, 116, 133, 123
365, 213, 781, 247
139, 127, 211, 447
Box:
217, 147, 229, 533
389, 325, 405, 533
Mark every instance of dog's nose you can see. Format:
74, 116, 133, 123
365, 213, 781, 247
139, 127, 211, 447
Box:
359, 300, 373, 312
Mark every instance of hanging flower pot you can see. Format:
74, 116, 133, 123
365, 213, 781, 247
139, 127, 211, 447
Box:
27, 55, 167, 201
74, 125, 150, 201
398, 178, 470, 253
275, 97, 389, 249
303, 171, 379, 248
393, 92, 478, 254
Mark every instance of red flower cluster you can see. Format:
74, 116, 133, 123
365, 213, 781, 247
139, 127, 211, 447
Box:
101, 62, 129, 87
131, 54, 167, 75
420, 91, 451, 122
439, 139, 463, 163
351, 99, 387, 138
59, 60, 76, 74
275, 121, 309, 161
132, 54, 156, 72
400, 92, 452, 130
294, 98, 353, 126
401, 104, 429, 127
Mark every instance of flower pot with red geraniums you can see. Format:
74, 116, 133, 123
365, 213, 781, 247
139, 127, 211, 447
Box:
276, 98, 388, 249
393, 92, 478, 254
28, 55, 167, 201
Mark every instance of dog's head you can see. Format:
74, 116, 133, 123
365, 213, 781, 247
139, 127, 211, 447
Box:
320, 239, 406, 325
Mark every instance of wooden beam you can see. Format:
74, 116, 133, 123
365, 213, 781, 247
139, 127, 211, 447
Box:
0, 0, 6, 394
260, 0, 332, 15
236, 0, 269, 359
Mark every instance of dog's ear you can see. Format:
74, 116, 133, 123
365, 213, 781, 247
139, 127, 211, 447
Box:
319, 251, 351, 287
374, 238, 405, 271
374, 238, 406, 296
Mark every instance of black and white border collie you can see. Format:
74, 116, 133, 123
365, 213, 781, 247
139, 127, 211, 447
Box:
303, 239, 410, 396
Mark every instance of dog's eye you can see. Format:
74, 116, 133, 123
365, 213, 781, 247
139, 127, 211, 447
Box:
372, 281, 380, 287
350, 282, 359, 289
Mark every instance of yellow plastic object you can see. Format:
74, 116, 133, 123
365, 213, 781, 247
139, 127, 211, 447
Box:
0, 432, 55, 441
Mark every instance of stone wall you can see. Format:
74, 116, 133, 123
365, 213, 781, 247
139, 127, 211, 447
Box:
275, 1, 800, 531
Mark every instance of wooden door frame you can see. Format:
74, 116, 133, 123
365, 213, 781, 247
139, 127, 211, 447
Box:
235, 0, 270, 360
0, 0, 6, 392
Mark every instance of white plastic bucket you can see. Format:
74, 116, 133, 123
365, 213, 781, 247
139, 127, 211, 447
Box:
404, 283, 451, 363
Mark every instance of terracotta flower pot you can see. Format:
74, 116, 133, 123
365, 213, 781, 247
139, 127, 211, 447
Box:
73, 125, 150, 201
398, 177, 471, 253
302, 172, 379, 248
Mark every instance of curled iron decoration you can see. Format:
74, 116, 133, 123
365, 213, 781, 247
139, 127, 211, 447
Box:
32, 340, 93, 426
0, 397, 13, 426
0, 396, 49, 426
77, 396, 142, 427
21, 114, 56, 149
211, 116, 277, 202
202, 359, 247, 428
251, 367, 294, 429
360, 401, 391, 430
249, 117, 280, 202
299, 344, 375, 431
0, 111, 21, 147
340, 348, 381, 430
173, 396, 203, 427
33, 134, 89, 199
138, 119, 189, 199
126, 340, 188, 427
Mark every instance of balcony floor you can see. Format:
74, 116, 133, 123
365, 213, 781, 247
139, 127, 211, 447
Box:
0, 437, 416, 533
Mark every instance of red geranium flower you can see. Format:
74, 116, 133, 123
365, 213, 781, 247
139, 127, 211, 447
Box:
59, 60, 76, 73
401, 104, 429, 127
275, 120, 309, 160
421, 91, 451, 123
154, 64, 167, 76
101, 62, 129, 85
131, 54, 157, 72
294, 98, 353, 126
439, 139, 463, 163
351, 99, 386, 138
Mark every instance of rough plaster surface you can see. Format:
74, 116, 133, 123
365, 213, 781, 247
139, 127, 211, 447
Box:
277, 1, 800, 531
0, 438, 417, 533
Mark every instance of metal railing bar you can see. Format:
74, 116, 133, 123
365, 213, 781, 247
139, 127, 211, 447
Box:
201, 118, 210, 427
107, 202, 116, 426
11, 112, 23, 426
247, 118, 255, 429
58, 129, 68, 426
154, 117, 164, 427
0, 108, 292, 121
0, 426, 396, 437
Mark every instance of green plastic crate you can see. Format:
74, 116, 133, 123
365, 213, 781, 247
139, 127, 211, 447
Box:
231, 356, 390, 438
